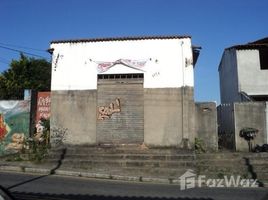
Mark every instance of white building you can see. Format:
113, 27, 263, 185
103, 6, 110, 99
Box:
49, 36, 201, 147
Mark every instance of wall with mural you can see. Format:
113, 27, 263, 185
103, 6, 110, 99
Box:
0, 100, 30, 155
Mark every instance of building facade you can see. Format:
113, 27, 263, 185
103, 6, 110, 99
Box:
49, 36, 204, 148
219, 37, 268, 104
218, 37, 268, 151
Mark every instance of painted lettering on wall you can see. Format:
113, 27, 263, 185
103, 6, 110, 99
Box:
0, 101, 30, 155
152, 72, 160, 78
36, 92, 51, 123
98, 98, 121, 120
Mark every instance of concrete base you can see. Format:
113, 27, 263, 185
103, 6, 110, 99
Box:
50, 90, 97, 145
144, 87, 195, 148
50, 87, 196, 148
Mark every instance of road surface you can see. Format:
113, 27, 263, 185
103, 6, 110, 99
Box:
0, 171, 267, 200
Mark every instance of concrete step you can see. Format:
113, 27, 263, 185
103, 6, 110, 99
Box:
57, 159, 196, 169
196, 152, 268, 160
198, 171, 252, 179
197, 165, 248, 173
256, 172, 268, 179
250, 165, 268, 172
46, 153, 195, 161
196, 159, 244, 165
49, 146, 194, 155
58, 165, 194, 178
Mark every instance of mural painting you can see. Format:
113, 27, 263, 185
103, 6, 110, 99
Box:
98, 98, 121, 120
0, 101, 30, 155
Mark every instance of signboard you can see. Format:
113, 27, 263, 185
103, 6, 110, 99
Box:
36, 92, 51, 123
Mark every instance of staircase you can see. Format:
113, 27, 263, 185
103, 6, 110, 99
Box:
196, 152, 268, 186
44, 145, 196, 182
42, 146, 268, 185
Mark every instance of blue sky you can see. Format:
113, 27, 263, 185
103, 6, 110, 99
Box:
0, 0, 267, 104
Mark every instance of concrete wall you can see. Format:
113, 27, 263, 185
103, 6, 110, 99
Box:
144, 87, 195, 148
219, 49, 241, 104
50, 90, 97, 145
195, 102, 218, 151
237, 50, 268, 96
51, 87, 196, 147
234, 102, 267, 151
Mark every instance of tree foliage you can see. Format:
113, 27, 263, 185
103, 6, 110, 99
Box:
0, 54, 51, 99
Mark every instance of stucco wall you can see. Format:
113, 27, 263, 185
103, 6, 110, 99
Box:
234, 102, 267, 151
195, 102, 218, 151
144, 87, 195, 147
50, 38, 194, 90
50, 90, 97, 145
237, 50, 268, 96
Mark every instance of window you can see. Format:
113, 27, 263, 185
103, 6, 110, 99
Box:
259, 48, 268, 70
98, 73, 143, 80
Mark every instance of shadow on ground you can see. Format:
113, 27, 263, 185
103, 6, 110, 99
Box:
6, 148, 66, 190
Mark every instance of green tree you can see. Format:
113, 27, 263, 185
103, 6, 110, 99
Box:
0, 54, 51, 99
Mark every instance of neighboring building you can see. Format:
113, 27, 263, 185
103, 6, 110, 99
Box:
218, 37, 268, 151
49, 35, 216, 149
219, 37, 268, 104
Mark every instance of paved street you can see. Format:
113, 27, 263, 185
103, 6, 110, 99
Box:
0, 171, 267, 200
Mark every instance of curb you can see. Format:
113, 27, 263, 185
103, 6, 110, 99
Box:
0, 164, 172, 184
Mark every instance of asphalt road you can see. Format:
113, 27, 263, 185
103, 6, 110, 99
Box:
0, 171, 267, 200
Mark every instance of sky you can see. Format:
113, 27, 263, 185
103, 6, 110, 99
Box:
0, 0, 267, 104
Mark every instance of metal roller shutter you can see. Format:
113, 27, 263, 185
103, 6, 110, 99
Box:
97, 74, 144, 144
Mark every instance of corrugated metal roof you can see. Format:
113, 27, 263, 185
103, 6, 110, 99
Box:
50, 35, 191, 44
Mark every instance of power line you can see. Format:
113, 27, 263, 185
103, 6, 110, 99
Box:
0, 45, 50, 60
0, 42, 46, 52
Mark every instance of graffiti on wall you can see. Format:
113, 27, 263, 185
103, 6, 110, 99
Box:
0, 101, 30, 155
36, 92, 51, 123
98, 98, 121, 120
